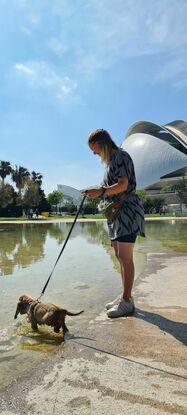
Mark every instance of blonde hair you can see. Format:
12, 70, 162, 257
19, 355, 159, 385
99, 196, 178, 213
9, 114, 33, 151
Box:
88, 129, 118, 164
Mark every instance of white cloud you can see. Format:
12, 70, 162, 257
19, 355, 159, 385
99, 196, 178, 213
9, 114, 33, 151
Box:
47, 37, 68, 55
27, 13, 40, 25
20, 26, 32, 36
13, 0, 42, 24
154, 54, 187, 90
44, 0, 187, 87
15, 63, 34, 75
10, 0, 187, 87
91, 0, 187, 51
14, 61, 77, 101
155, 57, 185, 82
174, 78, 187, 89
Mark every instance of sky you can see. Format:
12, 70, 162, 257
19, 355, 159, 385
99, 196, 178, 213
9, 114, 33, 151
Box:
1, 0, 187, 194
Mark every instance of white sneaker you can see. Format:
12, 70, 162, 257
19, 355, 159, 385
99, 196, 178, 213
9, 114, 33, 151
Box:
106, 297, 135, 318
105, 295, 122, 310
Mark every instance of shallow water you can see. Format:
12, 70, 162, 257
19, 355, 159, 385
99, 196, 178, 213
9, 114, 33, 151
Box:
0, 220, 186, 387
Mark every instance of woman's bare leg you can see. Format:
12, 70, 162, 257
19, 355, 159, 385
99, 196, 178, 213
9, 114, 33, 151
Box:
111, 241, 123, 286
117, 242, 135, 300
107, 241, 135, 317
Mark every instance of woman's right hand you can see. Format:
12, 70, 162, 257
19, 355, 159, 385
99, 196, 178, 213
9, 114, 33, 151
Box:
81, 188, 103, 199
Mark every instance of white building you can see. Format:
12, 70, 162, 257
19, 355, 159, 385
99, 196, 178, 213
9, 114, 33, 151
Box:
122, 120, 187, 212
57, 184, 82, 207
122, 119, 187, 190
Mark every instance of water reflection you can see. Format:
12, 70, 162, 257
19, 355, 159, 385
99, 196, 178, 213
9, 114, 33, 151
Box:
0, 225, 46, 276
47, 223, 65, 244
144, 220, 187, 252
0, 220, 186, 278
0, 222, 112, 277
0, 220, 187, 388
50, 222, 120, 275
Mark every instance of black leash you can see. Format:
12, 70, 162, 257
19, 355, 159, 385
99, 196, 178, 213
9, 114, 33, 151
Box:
37, 194, 86, 301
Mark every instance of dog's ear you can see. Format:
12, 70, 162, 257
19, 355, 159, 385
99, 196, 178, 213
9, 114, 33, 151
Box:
14, 302, 20, 319
14, 295, 26, 319
20, 294, 33, 302
19, 294, 27, 302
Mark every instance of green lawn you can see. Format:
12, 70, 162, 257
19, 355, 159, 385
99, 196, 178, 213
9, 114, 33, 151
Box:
145, 213, 173, 217
0, 217, 45, 221
0, 213, 105, 221
0, 212, 186, 221
50, 213, 105, 219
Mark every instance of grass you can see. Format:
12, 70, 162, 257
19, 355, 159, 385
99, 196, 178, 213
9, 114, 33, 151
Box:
145, 213, 187, 217
0, 213, 187, 221
0, 213, 105, 221
0, 217, 46, 221
145, 213, 173, 217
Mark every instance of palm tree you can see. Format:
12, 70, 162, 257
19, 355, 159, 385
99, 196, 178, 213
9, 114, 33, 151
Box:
11, 165, 30, 196
23, 180, 41, 208
31, 171, 43, 187
0, 161, 12, 184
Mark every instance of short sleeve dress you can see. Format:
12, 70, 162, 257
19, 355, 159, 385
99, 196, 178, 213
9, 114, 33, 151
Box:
101, 148, 145, 240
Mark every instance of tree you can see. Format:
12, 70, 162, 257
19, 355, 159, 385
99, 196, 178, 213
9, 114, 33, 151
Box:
23, 180, 41, 209
82, 199, 98, 214
161, 174, 187, 214
0, 182, 14, 208
63, 194, 73, 204
47, 191, 62, 212
173, 174, 187, 214
0, 161, 12, 184
136, 189, 146, 202
153, 197, 164, 213
143, 196, 164, 214
30, 171, 50, 213
66, 203, 77, 214
142, 197, 152, 214
0, 161, 49, 217
38, 189, 51, 213
11, 165, 30, 202
31, 171, 43, 187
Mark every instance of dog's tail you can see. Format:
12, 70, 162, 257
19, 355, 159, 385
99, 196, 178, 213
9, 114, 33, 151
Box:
66, 310, 84, 316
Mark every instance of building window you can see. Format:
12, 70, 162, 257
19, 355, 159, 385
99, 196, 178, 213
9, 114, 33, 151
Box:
149, 130, 187, 155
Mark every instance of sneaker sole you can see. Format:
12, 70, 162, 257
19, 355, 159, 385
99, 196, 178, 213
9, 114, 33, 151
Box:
107, 306, 135, 318
105, 304, 119, 310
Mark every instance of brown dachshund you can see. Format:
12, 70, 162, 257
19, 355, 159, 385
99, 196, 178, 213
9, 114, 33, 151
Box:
14, 294, 84, 338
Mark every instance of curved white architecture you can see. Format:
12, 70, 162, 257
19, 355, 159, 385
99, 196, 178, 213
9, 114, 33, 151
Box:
122, 120, 187, 189
57, 184, 81, 206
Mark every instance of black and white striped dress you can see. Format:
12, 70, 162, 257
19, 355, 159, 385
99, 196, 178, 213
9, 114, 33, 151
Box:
102, 148, 145, 240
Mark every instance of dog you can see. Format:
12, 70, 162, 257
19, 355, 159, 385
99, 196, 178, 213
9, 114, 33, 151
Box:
14, 294, 84, 339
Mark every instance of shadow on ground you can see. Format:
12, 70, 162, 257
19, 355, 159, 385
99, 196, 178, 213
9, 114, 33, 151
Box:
134, 308, 187, 346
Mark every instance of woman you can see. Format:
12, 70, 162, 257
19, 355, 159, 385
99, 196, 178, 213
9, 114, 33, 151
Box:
82, 129, 145, 318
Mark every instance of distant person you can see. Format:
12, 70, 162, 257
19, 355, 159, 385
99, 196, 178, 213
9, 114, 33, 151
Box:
82, 129, 145, 318
35, 208, 39, 218
30, 208, 33, 218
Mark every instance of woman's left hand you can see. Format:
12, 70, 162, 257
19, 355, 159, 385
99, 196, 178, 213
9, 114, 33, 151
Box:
81, 188, 102, 199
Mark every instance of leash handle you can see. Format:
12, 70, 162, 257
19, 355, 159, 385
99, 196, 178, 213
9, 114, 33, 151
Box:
37, 195, 87, 301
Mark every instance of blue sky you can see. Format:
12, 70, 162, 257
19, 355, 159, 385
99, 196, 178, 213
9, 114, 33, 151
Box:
1, 0, 187, 194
